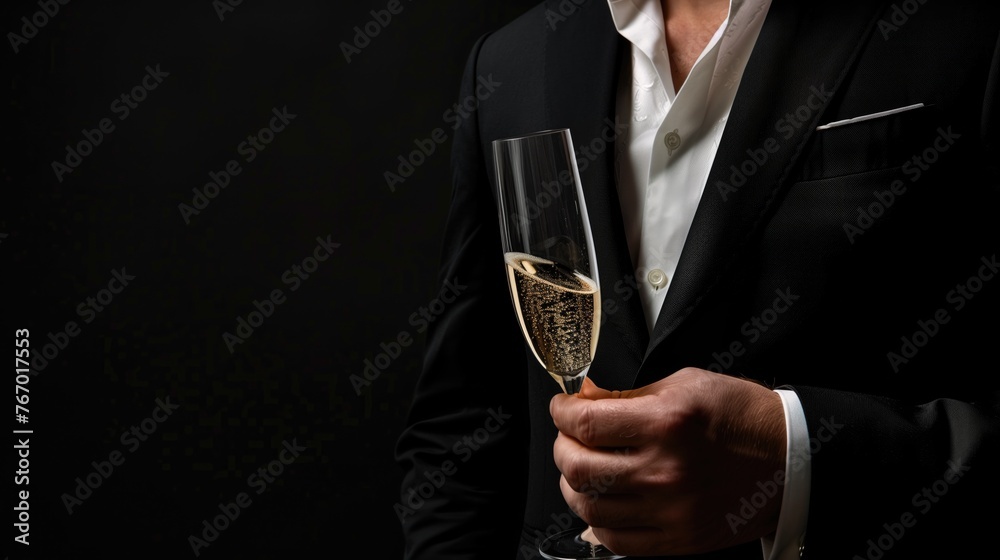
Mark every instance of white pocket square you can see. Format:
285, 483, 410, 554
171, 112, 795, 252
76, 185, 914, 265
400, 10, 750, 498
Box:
816, 103, 926, 131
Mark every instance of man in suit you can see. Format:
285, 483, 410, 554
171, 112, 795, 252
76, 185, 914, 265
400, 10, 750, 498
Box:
396, 0, 1000, 558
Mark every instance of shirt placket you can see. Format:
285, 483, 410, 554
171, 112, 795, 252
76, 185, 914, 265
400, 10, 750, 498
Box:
637, 23, 728, 329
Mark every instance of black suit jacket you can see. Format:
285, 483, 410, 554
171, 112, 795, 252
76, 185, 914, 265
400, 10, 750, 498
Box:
396, 1, 1000, 558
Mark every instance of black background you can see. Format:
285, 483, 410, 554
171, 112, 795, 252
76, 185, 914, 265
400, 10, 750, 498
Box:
5, 0, 539, 557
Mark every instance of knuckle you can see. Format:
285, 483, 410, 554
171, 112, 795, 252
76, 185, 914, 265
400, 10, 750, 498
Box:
656, 399, 705, 437
563, 453, 590, 490
575, 406, 598, 446
676, 366, 703, 378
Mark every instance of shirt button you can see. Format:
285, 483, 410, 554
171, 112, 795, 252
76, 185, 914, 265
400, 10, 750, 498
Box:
664, 129, 681, 155
648, 269, 668, 289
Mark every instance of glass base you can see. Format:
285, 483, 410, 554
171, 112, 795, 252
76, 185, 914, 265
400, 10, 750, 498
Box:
539, 528, 625, 560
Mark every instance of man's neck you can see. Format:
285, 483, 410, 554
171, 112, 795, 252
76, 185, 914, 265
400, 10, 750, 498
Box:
661, 0, 730, 92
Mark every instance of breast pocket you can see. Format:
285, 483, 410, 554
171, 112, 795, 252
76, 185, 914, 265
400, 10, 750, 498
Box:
797, 103, 945, 181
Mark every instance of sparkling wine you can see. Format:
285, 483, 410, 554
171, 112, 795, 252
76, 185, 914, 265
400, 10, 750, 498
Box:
504, 252, 600, 377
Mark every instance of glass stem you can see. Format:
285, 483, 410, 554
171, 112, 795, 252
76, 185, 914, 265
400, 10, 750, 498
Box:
554, 371, 587, 395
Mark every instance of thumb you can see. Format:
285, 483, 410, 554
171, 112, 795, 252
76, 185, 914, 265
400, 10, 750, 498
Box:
576, 377, 638, 400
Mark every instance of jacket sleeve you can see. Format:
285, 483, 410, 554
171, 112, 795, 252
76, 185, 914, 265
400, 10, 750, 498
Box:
394, 33, 531, 560
789, 384, 1000, 559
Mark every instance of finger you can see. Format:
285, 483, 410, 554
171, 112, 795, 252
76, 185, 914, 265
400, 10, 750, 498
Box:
559, 475, 647, 529
550, 391, 658, 447
552, 433, 638, 493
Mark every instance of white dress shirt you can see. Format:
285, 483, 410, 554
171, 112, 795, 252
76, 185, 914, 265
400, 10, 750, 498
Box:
605, 1, 809, 558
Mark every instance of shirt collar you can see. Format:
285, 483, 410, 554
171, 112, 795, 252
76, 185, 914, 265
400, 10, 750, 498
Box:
606, 0, 751, 32
606, 0, 767, 96
605, 0, 764, 53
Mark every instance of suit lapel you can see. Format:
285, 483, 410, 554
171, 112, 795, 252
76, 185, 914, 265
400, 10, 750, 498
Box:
638, 0, 886, 380
544, 0, 648, 389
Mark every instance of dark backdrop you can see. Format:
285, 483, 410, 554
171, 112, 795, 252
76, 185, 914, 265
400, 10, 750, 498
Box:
4, 0, 538, 557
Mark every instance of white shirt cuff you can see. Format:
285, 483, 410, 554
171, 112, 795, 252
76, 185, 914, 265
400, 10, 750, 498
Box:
761, 389, 810, 560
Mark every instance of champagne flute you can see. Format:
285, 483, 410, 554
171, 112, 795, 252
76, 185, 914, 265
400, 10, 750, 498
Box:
492, 129, 624, 560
